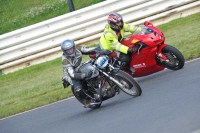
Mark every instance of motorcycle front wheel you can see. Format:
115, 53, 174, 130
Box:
112, 70, 142, 96
161, 45, 185, 70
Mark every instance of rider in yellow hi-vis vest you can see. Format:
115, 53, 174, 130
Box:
99, 12, 141, 54
81, 12, 141, 70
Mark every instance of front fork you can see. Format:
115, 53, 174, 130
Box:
157, 44, 168, 62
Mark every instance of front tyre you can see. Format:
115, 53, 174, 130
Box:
113, 70, 142, 96
162, 45, 185, 70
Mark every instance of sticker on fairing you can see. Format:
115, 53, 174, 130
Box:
133, 63, 146, 68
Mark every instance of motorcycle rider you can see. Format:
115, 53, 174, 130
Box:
61, 39, 94, 108
81, 12, 141, 70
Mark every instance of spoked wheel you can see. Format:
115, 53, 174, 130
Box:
162, 45, 185, 70
112, 70, 142, 96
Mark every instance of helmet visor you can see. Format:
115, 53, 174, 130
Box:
110, 20, 123, 30
116, 21, 123, 30
115, 21, 122, 27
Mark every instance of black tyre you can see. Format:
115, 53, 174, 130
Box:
162, 45, 185, 70
112, 70, 142, 96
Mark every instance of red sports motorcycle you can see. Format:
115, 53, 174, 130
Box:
86, 21, 185, 78
110, 21, 185, 77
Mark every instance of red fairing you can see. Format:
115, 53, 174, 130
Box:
122, 23, 165, 48
120, 21, 167, 77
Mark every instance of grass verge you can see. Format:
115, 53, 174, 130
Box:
0, 13, 200, 119
0, 0, 104, 35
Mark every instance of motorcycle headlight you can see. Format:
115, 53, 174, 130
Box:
96, 56, 108, 69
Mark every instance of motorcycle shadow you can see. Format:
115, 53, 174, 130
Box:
134, 69, 178, 85
67, 93, 140, 119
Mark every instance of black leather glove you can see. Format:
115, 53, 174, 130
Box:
62, 76, 70, 88
63, 81, 70, 88
84, 70, 93, 78
128, 45, 138, 53
81, 46, 96, 55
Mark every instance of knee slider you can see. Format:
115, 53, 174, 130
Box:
121, 61, 128, 67
74, 88, 82, 96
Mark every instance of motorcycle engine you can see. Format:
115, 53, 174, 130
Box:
86, 76, 100, 94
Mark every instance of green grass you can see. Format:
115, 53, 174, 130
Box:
0, 55, 90, 118
0, 10, 200, 118
0, 0, 104, 35
0, 0, 103, 118
157, 13, 200, 60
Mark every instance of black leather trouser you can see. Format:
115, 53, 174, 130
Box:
119, 52, 131, 70
71, 79, 83, 98
72, 79, 90, 105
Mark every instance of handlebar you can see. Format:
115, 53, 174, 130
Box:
89, 50, 111, 65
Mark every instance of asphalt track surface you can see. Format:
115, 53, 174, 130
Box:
1, 58, 200, 133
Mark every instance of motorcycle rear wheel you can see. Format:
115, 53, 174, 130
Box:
162, 45, 185, 70
112, 70, 142, 96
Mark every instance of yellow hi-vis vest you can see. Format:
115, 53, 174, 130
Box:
99, 23, 141, 54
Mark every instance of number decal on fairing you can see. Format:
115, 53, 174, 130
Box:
133, 63, 146, 68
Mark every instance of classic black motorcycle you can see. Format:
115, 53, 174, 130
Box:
72, 51, 142, 108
